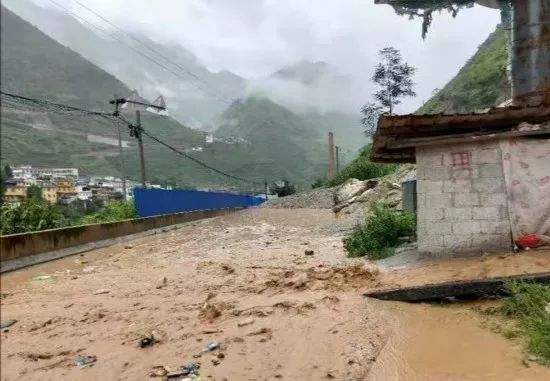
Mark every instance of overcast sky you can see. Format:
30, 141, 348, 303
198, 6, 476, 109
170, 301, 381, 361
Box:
35, 0, 501, 113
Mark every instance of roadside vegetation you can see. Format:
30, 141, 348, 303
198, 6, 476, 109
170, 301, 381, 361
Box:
0, 198, 66, 234
76, 200, 137, 225
500, 282, 550, 365
343, 202, 416, 259
0, 198, 137, 234
329, 145, 398, 187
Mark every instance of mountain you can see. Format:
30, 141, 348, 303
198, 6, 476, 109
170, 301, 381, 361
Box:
270, 60, 345, 85
2, 0, 247, 129
216, 97, 328, 184
4, 0, 367, 152
417, 26, 509, 114
1, 6, 334, 189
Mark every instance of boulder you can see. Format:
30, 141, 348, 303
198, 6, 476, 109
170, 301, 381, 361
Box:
334, 179, 378, 205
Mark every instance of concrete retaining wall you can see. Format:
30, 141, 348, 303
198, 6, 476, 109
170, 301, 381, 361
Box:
0, 208, 238, 272
416, 140, 512, 255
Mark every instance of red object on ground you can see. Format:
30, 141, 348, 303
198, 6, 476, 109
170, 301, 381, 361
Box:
515, 234, 541, 249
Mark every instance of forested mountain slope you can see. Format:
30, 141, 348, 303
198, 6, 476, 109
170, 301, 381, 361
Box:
417, 26, 508, 114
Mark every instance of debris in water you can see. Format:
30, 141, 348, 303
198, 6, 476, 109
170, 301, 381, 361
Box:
74, 355, 97, 368
199, 303, 222, 322
149, 365, 168, 377
30, 275, 53, 283
304, 249, 315, 256
93, 289, 110, 295
237, 318, 255, 327
181, 362, 201, 375
1, 319, 17, 331
202, 341, 220, 353
156, 277, 168, 289
138, 334, 158, 348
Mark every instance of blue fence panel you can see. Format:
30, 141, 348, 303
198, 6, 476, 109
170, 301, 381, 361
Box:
133, 188, 265, 218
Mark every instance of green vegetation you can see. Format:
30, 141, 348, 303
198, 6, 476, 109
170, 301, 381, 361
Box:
76, 201, 137, 225
0, 198, 137, 235
343, 202, 416, 259
500, 282, 550, 365
328, 145, 397, 187
0, 198, 67, 235
26, 184, 42, 200
418, 26, 508, 114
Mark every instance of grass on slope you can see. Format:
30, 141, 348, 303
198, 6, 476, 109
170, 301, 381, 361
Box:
417, 26, 508, 114
500, 282, 550, 366
328, 145, 397, 186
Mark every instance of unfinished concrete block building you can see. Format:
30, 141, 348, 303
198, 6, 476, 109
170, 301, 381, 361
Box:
372, 0, 550, 256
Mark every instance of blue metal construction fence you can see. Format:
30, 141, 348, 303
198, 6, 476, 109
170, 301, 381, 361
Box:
133, 187, 265, 218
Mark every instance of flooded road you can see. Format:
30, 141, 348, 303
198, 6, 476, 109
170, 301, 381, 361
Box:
368, 301, 549, 380
1, 208, 548, 380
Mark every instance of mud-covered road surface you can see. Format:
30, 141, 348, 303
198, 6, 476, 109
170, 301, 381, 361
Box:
1, 209, 549, 380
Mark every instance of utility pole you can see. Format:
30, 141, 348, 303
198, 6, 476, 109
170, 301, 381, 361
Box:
135, 110, 146, 188
264, 179, 268, 201
111, 94, 127, 200
328, 132, 335, 179
109, 95, 166, 190
335, 145, 340, 175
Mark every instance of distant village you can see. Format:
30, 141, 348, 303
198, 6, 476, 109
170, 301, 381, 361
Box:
2, 165, 168, 205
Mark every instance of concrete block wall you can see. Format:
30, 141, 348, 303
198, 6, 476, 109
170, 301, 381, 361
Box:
416, 140, 512, 256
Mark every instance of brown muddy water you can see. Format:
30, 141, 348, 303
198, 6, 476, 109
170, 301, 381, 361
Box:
2, 209, 549, 380
368, 301, 550, 381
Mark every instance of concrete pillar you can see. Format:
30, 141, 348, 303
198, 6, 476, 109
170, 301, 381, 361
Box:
328, 132, 335, 179
511, 0, 550, 106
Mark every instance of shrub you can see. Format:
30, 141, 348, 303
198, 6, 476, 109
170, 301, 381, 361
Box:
271, 181, 296, 197
311, 178, 327, 189
500, 282, 550, 365
329, 145, 397, 187
343, 202, 416, 259
77, 200, 137, 225
0, 198, 66, 234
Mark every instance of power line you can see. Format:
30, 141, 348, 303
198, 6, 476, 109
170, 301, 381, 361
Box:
137, 125, 263, 186
2, 90, 264, 186
68, 0, 234, 105
0, 90, 112, 117
44, 0, 220, 103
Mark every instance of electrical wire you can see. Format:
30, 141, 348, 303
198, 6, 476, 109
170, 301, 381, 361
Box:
137, 125, 263, 186
1, 90, 264, 186
67, 0, 234, 105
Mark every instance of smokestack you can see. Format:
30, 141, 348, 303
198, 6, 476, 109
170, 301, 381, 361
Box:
328, 132, 335, 179
511, 0, 550, 106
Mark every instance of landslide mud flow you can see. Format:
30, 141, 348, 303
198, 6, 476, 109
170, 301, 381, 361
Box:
1, 209, 548, 380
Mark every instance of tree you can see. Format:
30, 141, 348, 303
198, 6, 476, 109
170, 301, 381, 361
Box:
271, 181, 296, 197
360, 102, 384, 137
77, 200, 137, 225
372, 47, 416, 115
384, 1, 511, 39
0, 198, 66, 235
3, 165, 13, 179
26, 184, 42, 200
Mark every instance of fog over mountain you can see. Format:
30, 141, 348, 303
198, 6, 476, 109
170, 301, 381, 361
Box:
4, 0, 501, 123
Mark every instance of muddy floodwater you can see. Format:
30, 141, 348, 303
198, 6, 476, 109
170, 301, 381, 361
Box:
1, 209, 549, 380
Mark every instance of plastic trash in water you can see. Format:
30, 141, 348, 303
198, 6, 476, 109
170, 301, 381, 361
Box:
202, 341, 220, 353
74, 355, 97, 368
